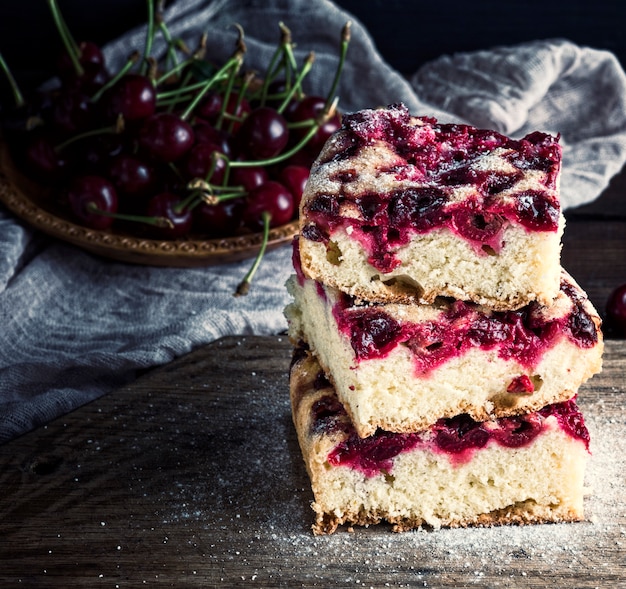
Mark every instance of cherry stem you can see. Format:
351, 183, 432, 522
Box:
186, 178, 246, 205
235, 211, 271, 296
90, 52, 140, 103
155, 6, 179, 71
55, 118, 123, 152
46, 0, 83, 77
180, 55, 241, 121
141, 0, 157, 75
85, 202, 173, 228
324, 21, 351, 111
215, 27, 246, 129
277, 52, 314, 114
259, 26, 287, 105
226, 70, 255, 135
0, 52, 25, 108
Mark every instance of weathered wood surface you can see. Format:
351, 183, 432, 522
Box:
0, 335, 624, 588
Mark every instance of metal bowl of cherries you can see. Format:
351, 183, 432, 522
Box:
0, 1, 350, 292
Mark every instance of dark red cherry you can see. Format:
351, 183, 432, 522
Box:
23, 133, 70, 181
146, 192, 193, 238
291, 95, 341, 152
433, 414, 489, 454
606, 283, 626, 336
51, 89, 93, 135
492, 414, 543, 448
193, 121, 232, 155
515, 191, 559, 231
451, 208, 505, 243
277, 165, 309, 209
229, 166, 268, 192
56, 41, 105, 84
67, 175, 118, 230
236, 106, 289, 160
243, 181, 294, 231
346, 309, 401, 360
138, 113, 194, 162
180, 143, 226, 184
103, 74, 156, 123
197, 93, 250, 132
193, 197, 245, 237
108, 154, 157, 198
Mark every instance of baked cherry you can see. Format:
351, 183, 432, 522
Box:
433, 414, 489, 454
67, 175, 118, 229
138, 113, 194, 162
606, 283, 626, 336
242, 181, 294, 231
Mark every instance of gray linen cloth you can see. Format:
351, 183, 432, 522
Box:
2, 0, 626, 443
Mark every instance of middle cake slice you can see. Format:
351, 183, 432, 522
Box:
285, 256, 603, 438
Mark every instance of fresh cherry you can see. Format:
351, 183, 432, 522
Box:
180, 142, 226, 184
193, 121, 232, 155
138, 113, 194, 162
51, 89, 93, 135
23, 133, 70, 181
277, 164, 309, 209
242, 181, 294, 231
229, 165, 268, 192
146, 192, 193, 238
193, 197, 245, 237
103, 74, 156, 123
66, 175, 118, 229
108, 153, 157, 198
290, 95, 341, 152
55, 41, 106, 85
236, 106, 289, 160
606, 283, 626, 336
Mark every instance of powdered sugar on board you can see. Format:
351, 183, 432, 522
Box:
151, 346, 625, 587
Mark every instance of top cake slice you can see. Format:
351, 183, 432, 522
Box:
299, 103, 564, 310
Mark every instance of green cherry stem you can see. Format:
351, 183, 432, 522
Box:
90, 52, 140, 103
46, 0, 83, 77
324, 21, 351, 111
85, 202, 173, 228
141, 0, 157, 75
55, 116, 124, 152
276, 51, 314, 114
0, 52, 25, 108
234, 211, 271, 296
180, 53, 242, 121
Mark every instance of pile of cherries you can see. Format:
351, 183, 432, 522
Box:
0, 1, 350, 289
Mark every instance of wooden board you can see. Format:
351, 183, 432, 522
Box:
0, 335, 624, 588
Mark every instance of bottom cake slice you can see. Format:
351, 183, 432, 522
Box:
290, 346, 591, 535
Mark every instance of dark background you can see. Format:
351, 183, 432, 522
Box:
1, 0, 625, 105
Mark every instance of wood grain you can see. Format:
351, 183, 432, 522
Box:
0, 335, 624, 588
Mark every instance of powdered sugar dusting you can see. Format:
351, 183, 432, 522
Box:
151, 357, 625, 586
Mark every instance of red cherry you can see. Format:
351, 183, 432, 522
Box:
138, 113, 194, 162
290, 95, 341, 152
193, 121, 232, 155
236, 106, 289, 160
229, 166, 268, 192
103, 74, 156, 123
146, 192, 193, 238
277, 164, 309, 210
67, 175, 118, 229
51, 89, 93, 135
180, 142, 227, 184
23, 133, 70, 181
243, 181, 294, 231
108, 154, 157, 198
606, 283, 626, 336
56, 41, 106, 85
194, 198, 245, 237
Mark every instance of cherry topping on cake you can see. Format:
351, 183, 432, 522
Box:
432, 414, 490, 455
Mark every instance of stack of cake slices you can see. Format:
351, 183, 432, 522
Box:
284, 104, 604, 535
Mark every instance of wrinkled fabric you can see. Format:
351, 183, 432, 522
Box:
1, 0, 626, 443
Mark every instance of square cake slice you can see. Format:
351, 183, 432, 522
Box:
290, 347, 591, 535
299, 103, 564, 310
285, 247, 603, 438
